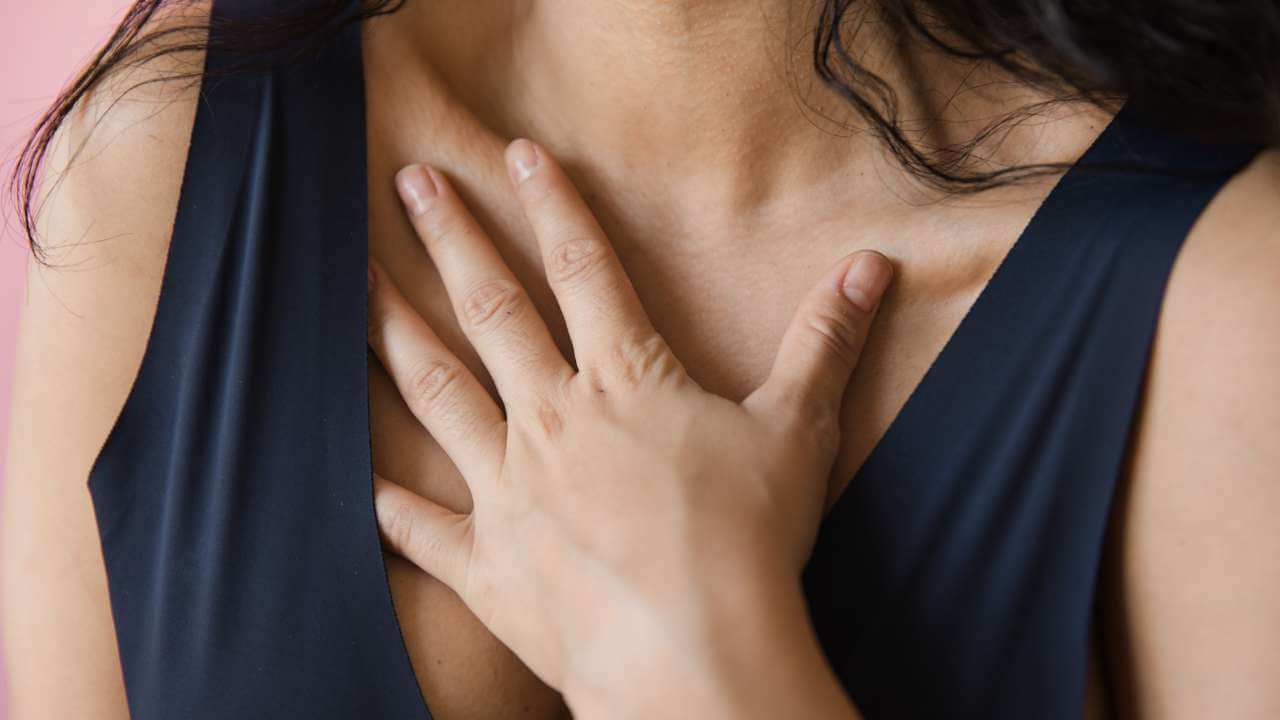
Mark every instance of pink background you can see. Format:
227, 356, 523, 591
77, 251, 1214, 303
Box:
1, 0, 135, 711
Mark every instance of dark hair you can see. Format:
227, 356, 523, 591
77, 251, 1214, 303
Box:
8, 0, 1279, 263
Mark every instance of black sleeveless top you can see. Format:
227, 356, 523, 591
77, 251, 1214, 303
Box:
85, 0, 1265, 717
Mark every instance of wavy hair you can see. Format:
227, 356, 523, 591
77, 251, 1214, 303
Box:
8, 0, 1279, 263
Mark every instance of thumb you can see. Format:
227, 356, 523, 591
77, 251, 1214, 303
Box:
745, 250, 893, 434
373, 473, 474, 593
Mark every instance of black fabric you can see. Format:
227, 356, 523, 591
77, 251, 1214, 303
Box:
87, 0, 426, 717
801, 105, 1263, 718
86, 0, 1265, 717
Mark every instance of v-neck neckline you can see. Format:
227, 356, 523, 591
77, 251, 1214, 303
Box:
821, 104, 1130, 517
351, 3, 1129, 712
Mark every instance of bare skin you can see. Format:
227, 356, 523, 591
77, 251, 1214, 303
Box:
4, 0, 1278, 718
366, 137, 895, 718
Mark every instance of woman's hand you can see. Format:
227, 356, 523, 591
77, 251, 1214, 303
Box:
367, 138, 891, 719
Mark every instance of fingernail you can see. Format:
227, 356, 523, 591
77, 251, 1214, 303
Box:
396, 165, 437, 215
842, 252, 892, 312
506, 139, 538, 185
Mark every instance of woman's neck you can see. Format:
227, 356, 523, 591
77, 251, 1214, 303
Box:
386, 0, 1105, 225
501, 0, 850, 212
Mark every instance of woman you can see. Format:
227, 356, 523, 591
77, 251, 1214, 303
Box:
4, 0, 1278, 718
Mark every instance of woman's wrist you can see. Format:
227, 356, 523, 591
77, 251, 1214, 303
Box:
563, 574, 861, 720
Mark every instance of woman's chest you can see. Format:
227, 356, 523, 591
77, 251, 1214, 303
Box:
366, 201, 1116, 719
356, 13, 1126, 714
365, 151, 1012, 513
364, 150, 1037, 717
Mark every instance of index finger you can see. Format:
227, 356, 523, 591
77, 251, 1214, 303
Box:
503, 138, 658, 371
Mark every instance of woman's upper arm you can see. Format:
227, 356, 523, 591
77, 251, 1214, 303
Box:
1105, 148, 1280, 718
1, 8, 206, 715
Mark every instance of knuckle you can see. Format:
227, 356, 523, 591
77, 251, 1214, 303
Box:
609, 332, 682, 388
534, 396, 565, 438
806, 410, 844, 457
367, 304, 393, 344
769, 381, 810, 414
547, 236, 607, 287
772, 381, 839, 442
803, 305, 862, 367
576, 365, 610, 396
381, 497, 421, 556
383, 500, 448, 568
419, 211, 462, 249
520, 174, 556, 206
405, 358, 463, 410
461, 279, 526, 331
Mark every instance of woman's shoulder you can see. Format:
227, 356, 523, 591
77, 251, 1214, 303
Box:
10, 0, 211, 475
24, 0, 211, 299
1141, 146, 1280, 443
2, 5, 211, 714
1102, 146, 1280, 716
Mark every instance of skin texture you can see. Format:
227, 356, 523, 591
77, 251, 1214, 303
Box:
1, 5, 206, 716
1099, 148, 1280, 719
366, 140, 890, 718
4, 1, 1279, 718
